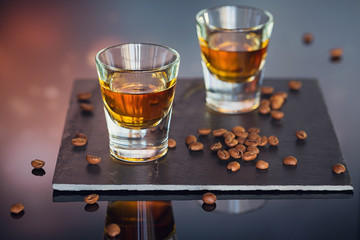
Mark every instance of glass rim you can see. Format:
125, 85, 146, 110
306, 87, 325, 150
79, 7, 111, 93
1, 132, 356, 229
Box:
95, 42, 180, 73
195, 5, 273, 32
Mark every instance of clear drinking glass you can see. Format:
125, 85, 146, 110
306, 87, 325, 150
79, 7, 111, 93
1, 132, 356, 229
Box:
196, 5, 274, 113
95, 43, 180, 162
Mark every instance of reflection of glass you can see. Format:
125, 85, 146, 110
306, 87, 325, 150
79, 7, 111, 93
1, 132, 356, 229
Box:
104, 201, 176, 240
214, 200, 266, 214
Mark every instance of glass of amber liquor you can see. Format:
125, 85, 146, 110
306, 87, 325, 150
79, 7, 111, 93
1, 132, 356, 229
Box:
196, 5, 274, 113
95, 43, 180, 162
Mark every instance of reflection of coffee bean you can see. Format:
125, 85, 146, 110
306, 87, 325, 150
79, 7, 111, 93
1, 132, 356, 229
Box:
32, 168, 46, 176
332, 163, 346, 174
202, 192, 217, 204
84, 203, 99, 212
202, 203, 216, 212
31, 159, 45, 169
84, 194, 99, 204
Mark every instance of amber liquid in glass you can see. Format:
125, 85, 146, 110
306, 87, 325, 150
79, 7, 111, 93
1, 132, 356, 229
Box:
99, 71, 176, 129
199, 32, 268, 83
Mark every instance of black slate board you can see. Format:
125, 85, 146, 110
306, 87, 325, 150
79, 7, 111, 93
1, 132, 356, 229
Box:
52, 78, 352, 194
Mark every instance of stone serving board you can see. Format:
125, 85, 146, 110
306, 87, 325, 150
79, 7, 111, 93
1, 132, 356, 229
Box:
52, 78, 353, 194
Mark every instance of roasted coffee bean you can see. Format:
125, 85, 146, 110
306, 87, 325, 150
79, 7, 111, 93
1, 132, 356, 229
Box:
235, 131, 249, 139
303, 32, 314, 44
31, 159, 45, 169
247, 133, 260, 141
271, 110, 285, 120
245, 139, 259, 147
217, 150, 230, 161
189, 142, 204, 151
288, 80, 302, 90
260, 99, 270, 107
268, 136, 279, 146
84, 194, 99, 204
283, 156, 298, 166
79, 103, 94, 112
72, 137, 87, 147
228, 148, 242, 159
235, 144, 246, 152
270, 96, 284, 110
212, 128, 228, 137
259, 105, 271, 115
258, 136, 268, 147
10, 203, 24, 214
232, 126, 245, 133
247, 146, 259, 154
227, 161, 241, 172
330, 47, 343, 59
202, 192, 217, 204
242, 151, 257, 161
237, 137, 246, 145
77, 92, 92, 101
225, 137, 238, 148
332, 163, 346, 174
185, 135, 197, 145
86, 155, 102, 165
261, 86, 274, 95
256, 160, 269, 170
198, 128, 211, 135
107, 223, 121, 237
273, 91, 288, 99
210, 142, 222, 152
247, 127, 260, 134
223, 131, 235, 139
168, 138, 176, 148
295, 130, 307, 140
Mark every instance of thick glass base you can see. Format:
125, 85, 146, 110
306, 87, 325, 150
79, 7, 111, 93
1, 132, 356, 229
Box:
202, 62, 263, 114
104, 108, 171, 163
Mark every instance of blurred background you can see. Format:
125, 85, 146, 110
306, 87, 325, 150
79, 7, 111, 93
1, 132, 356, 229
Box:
0, 0, 359, 239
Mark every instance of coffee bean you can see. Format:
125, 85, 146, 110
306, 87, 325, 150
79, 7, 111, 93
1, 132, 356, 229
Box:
259, 105, 271, 115
210, 142, 222, 151
332, 163, 346, 174
10, 203, 24, 214
303, 32, 314, 44
273, 91, 288, 99
330, 47, 343, 60
242, 151, 257, 161
232, 126, 245, 133
198, 128, 211, 135
256, 160, 269, 170
283, 156, 298, 166
77, 92, 92, 101
84, 194, 99, 204
227, 161, 241, 172
295, 130, 307, 140
185, 135, 197, 145
228, 148, 242, 159
212, 128, 227, 137
189, 142, 204, 151
237, 137, 246, 145
86, 155, 102, 165
217, 150, 230, 160
245, 138, 260, 147
235, 144, 246, 152
247, 146, 259, 154
168, 138, 177, 148
270, 96, 284, 110
31, 159, 45, 169
258, 136, 268, 147
261, 86, 274, 95
271, 110, 285, 120
75, 133, 88, 140
223, 131, 235, 139
288, 80, 302, 90
247, 133, 260, 141
72, 137, 87, 147
248, 127, 260, 134
268, 136, 279, 146
79, 103, 94, 112
260, 99, 270, 107
202, 192, 217, 204
107, 223, 121, 237
235, 131, 249, 139
225, 137, 238, 148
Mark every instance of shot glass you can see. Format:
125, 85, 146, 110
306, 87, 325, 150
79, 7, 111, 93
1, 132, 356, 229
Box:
95, 43, 180, 162
196, 5, 274, 113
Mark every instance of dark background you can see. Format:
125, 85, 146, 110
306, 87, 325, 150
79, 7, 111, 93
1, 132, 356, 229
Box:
0, 0, 359, 239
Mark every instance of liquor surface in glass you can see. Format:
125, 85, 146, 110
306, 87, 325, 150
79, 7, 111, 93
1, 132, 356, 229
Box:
99, 71, 176, 129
